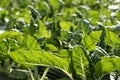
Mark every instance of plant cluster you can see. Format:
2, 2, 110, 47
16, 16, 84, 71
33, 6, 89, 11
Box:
0, 0, 120, 80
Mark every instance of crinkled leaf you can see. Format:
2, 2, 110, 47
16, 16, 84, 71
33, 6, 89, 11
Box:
72, 46, 89, 79
105, 29, 120, 48
34, 20, 51, 38
94, 56, 120, 77
23, 35, 41, 50
82, 31, 102, 51
0, 31, 24, 44
10, 49, 70, 73
82, 35, 96, 51
7, 38, 20, 51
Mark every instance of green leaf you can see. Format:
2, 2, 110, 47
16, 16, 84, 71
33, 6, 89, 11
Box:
72, 46, 89, 79
88, 10, 99, 25
45, 38, 59, 47
0, 40, 7, 55
58, 49, 70, 57
117, 11, 120, 21
87, 0, 96, 6
82, 35, 96, 51
34, 20, 51, 38
60, 21, 73, 31
23, 9, 31, 24
22, 35, 41, 50
90, 30, 102, 42
60, 31, 72, 41
62, 7, 76, 20
76, 19, 93, 35
36, 1, 51, 17
94, 56, 120, 77
82, 31, 102, 51
113, 26, 120, 36
10, 49, 71, 77
0, 31, 24, 44
49, 0, 60, 11
0, 31, 22, 58
64, 0, 72, 5
105, 29, 120, 48
101, 6, 111, 19
45, 44, 58, 52
7, 38, 20, 51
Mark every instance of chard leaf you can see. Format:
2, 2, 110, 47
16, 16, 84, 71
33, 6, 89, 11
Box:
0, 31, 24, 44
72, 46, 89, 80
45, 44, 58, 52
10, 49, 71, 78
88, 10, 99, 25
60, 21, 76, 31
34, 20, 51, 38
22, 35, 41, 50
76, 19, 93, 35
105, 29, 120, 48
94, 56, 120, 77
82, 30, 102, 51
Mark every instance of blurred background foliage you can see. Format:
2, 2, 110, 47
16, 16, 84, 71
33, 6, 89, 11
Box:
0, 0, 120, 30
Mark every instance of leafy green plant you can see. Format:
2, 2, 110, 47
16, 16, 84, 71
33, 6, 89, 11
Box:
0, 0, 120, 80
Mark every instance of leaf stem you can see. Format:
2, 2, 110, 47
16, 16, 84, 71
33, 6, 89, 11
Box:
28, 68, 35, 80
40, 67, 49, 80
